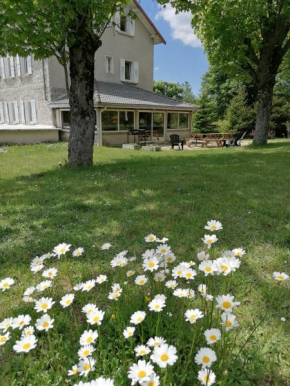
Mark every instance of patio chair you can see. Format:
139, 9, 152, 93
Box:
222, 131, 248, 148
170, 134, 184, 150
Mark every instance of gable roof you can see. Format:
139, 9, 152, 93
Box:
50, 80, 198, 111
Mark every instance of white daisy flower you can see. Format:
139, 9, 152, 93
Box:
36, 280, 52, 292
42, 268, 58, 279
199, 260, 217, 276
96, 274, 107, 284
147, 336, 167, 347
82, 280, 96, 292
165, 280, 178, 289
143, 256, 160, 272
87, 309, 105, 326
142, 249, 155, 259
188, 289, 195, 299
0, 331, 10, 346
148, 298, 166, 312
197, 251, 210, 261
126, 270, 135, 277
68, 364, 79, 376
24, 287, 35, 296
60, 293, 74, 308
198, 368, 216, 385
128, 360, 154, 385
272, 272, 289, 281
204, 294, 214, 301
214, 258, 232, 276
150, 344, 178, 368
73, 247, 84, 257
145, 234, 157, 243
173, 288, 189, 298
205, 220, 223, 232
130, 311, 146, 325
185, 309, 204, 324
93, 377, 115, 386
22, 326, 35, 336
0, 317, 13, 332
154, 272, 165, 282
227, 256, 241, 271
0, 277, 15, 291
164, 253, 176, 264
222, 250, 235, 258
157, 244, 171, 255
13, 335, 37, 353
12, 315, 31, 330
204, 328, 221, 345
79, 330, 98, 346
40, 253, 54, 261
232, 247, 246, 257
172, 265, 185, 279
182, 268, 197, 280
135, 275, 148, 286
201, 235, 218, 249
101, 243, 112, 250
140, 373, 160, 386
30, 256, 44, 267
31, 264, 44, 273
123, 326, 135, 338
111, 283, 122, 293
82, 304, 97, 315
198, 284, 207, 294
108, 292, 122, 301
53, 243, 71, 257
34, 297, 55, 313
216, 294, 240, 313
78, 357, 96, 377
110, 256, 128, 268
35, 314, 54, 331
195, 347, 217, 368
221, 312, 239, 330
22, 296, 34, 303
73, 283, 84, 291
78, 344, 95, 359
135, 344, 151, 357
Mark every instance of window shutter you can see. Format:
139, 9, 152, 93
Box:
120, 59, 126, 82
115, 12, 120, 31
4, 102, 9, 123
16, 55, 21, 76
27, 55, 32, 74
129, 18, 135, 36
13, 102, 19, 123
31, 100, 37, 123
19, 100, 25, 123
0, 58, 4, 79
9, 57, 15, 78
133, 62, 139, 84
0, 103, 4, 123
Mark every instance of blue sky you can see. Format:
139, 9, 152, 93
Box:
140, 0, 209, 95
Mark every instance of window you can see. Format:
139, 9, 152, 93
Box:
119, 111, 134, 131
102, 111, 118, 131
167, 113, 178, 130
26, 100, 37, 124
179, 113, 189, 129
102, 110, 135, 131
106, 56, 114, 74
23, 55, 32, 75
115, 12, 135, 36
62, 111, 71, 128
125, 61, 132, 81
8, 57, 15, 78
11, 101, 19, 124
120, 60, 138, 83
120, 15, 128, 32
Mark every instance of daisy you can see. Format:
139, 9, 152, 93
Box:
197, 251, 210, 261
140, 373, 160, 386
198, 368, 216, 386
216, 294, 240, 313
24, 287, 35, 296
87, 309, 105, 326
164, 253, 176, 264
156, 237, 169, 243
22, 326, 35, 336
101, 243, 112, 250
172, 265, 185, 279
111, 283, 122, 293
34, 297, 55, 313
110, 256, 128, 268
78, 344, 95, 359
205, 294, 214, 301
199, 260, 216, 276
35, 314, 54, 331
60, 293, 74, 308
221, 313, 239, 330
41, 252, 54, 261
68, 364, 79, 376
126, 270, 135, 277
36, 280, 52, 292
42, 268, 58, 279
94, 377, 115, 386
13, 335, 37, 353
185, 309, 204, 324
202, 235, 218, 249
130, 311, 146, 325
0, 317, 13, 332
222, 250, 235, 258
173, 288, 189, 298
143, 256, 160, 272
157, 244, 171, 255
233, 247, 246, 257
80, 330, 98, 346
53, 243, 71, 257
154, 272, 165, 282
204, 328, 221, 345
165, 280, 178, 289
74, 283, 84, 291
151, 344, 178, 368
188, 289, 195, 299
123, 326, 135, 339
73, 247, 84, 257
147, 336, 167, 347
96, 274, 107, 284
82, 280, 96, 292
82, 304, 97, 315
31, 264, 44, 273
182, 268, 197, 280
198, 284, 207, 294
0, 277, 15, 291
23, 296, 34, 303
30, 256, 44, 267
128, 360, 154, 385
272, 272, 289, 281
148, 298, 166, 312
108, 292, 122, 300
135, 275, 148, 286
12, 315, 31, 330
214, 258, 232, 276
145, 234, 157, 242
227, 256, 241, 271
135, 344, 151, 357
205, 220, 223, 232
142, 249, 155, 259
0, 332, 10, 346
195, 347, 217, 368
78, 357, 96, 377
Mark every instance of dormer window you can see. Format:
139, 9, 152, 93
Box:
115, 12, 135, 36
120, 15, 128, 33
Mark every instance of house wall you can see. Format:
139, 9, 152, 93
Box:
0, 129, 59, 144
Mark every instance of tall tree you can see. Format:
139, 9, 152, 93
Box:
0, 0, 130, 166
153, 80, 196, 102
158, 0, 290, 145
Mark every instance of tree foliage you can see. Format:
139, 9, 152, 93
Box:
153, 80, 196, 103
193, 94, 218, 133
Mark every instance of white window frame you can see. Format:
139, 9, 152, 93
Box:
105, 56, 114, 74
167, 112, 190, 130
120, 59, 138, 84
115, 12, 135, 37
101, 109, 135, 133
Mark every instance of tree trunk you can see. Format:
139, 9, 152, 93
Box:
253, 80, 275, 145
68, 34, 100, 166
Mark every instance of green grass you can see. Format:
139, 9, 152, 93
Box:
0, 141, 290, 385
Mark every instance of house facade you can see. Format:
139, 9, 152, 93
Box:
0, 0, 198, 146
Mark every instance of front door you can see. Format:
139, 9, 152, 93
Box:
139, 112, 164, 142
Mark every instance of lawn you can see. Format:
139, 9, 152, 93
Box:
0, 141, 289, 385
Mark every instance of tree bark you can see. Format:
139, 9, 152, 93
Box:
68, 33, 101, 166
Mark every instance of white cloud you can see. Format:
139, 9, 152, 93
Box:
156, 4, 202, 48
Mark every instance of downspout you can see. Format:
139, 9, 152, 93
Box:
42, 59, 48, 102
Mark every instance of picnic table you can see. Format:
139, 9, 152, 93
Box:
186, 133, 234, 148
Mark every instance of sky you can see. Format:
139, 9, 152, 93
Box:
140, 0, 209, 95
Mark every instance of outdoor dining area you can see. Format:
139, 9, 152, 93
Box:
186, 132, 247, 148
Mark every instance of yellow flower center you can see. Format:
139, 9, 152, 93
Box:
128, 331, 133, 336
205, 267, 212, 272
139, 280, 145, 285
203, 375, 209, 382
43, 322, 49, 328
93, 316, 100, 323
278, 275, 285, 280
148, 262, 155, 268
83, 350, 90, 356
167, 257, 173, 262
77, 252, 81, 255
2, 283, 9, 288
161, 354, 169, 361
157, 277, 162, 281
155, 305, 160, 309
73, 369, 78, 375
222, 301, 231, 309
221, 265, 228, 271
19, 321, 24, 326
206, 239, 212, 244
25, 330, 32, 335
211, 225, 216, 230
203, 356, 210, 363
41, 303, 48, 309
60, 248, 66, 253
190, 315, 196, 320
0, 336, 7, 342
138, 370, 147, 378
177, 270, 182, 275
87, 337, 93, 343
128, 272, 134, 276
149, 237, 154, 241
84, 364, 90, 371
116, 261, 122, 265
23, 343, 31, 350
160, 249, 166, 254
148, 383, 155, 386
65, 300, 71, 305
210, 335, 216, 341
186, 273, 192, 278
226, 320, 232, 327
236, 252, 241, 256
140, 350, 146, 355
137, 317, 143, 322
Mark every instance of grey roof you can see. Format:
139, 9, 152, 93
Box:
50, 80, 199, 110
